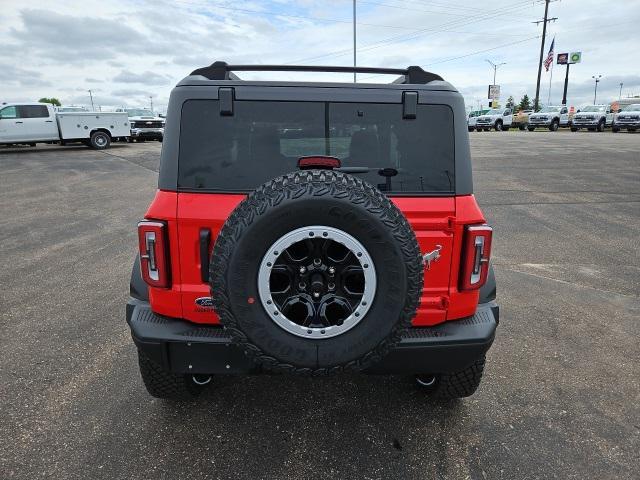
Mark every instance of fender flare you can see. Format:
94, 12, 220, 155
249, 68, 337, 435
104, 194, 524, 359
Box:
130, 254, 149, 301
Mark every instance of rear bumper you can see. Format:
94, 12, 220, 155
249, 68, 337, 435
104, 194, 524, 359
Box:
126, 299, 498, 375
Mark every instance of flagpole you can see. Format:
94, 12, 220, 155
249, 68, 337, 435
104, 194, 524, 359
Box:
548, 59, 554, 105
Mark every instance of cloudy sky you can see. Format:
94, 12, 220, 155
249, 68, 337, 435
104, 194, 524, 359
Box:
1, 0, 639, 112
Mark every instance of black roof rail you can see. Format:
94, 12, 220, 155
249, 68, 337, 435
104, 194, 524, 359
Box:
189, 61, 443, 84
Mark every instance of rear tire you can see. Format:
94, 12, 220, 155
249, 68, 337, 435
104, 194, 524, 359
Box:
518, 125, 526, 131
570, 127, 578, 132
416, 357, 486, 400
137, 350, 207, 400
527, 126, 535, 132
89, 131, 111, 149
612, 126, 620, 133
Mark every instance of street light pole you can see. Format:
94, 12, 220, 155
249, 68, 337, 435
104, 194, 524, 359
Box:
592, 75, 601, 104
485, 59, 506, 86
619, 82, 623, 100
87, 89, 95, 111
149, 95, 154, 112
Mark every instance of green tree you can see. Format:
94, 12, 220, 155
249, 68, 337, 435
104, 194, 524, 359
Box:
38, 97, 61, 106
518, 94, 531, 111
506, 95, 515, 110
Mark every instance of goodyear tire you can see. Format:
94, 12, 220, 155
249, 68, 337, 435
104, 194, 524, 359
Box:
210, 170, 423, 375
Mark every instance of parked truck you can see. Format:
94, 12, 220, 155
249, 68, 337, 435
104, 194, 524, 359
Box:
571, 104, 615, 132
612, 103, 640, 132
116, 108, 165, 142
475, 107, 513, 131
0, 103, 129, 149
527, 105, 570, 131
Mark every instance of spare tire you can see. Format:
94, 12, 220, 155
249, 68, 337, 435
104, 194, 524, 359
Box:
210, 170, 423, 375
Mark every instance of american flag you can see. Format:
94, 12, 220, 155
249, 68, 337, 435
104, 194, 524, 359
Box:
544, 37, 555, 72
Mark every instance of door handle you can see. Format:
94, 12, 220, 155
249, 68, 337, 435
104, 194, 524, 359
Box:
15, 121, 23, 124
45, 120, 53, 123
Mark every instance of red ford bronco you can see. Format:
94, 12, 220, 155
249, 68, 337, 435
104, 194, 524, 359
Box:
126, 62, 498, 400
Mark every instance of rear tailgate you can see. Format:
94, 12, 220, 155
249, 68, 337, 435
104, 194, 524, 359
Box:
176, 193, 456, 326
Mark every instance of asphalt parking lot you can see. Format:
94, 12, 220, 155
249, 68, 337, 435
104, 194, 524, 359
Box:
1, 131, 639, 479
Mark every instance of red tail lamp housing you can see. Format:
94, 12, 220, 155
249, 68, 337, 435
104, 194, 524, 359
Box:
138, 220, 170, 288
297, 156, 342, 170
460, 225, 493, 291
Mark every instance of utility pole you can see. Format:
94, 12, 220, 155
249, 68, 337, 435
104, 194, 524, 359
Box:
533, 0, 557, 111
592, 75, 601, 104
353, 0, 356, 83
87, 89, 95, 111
619, 82, 623, 100
149, 95, 154, 112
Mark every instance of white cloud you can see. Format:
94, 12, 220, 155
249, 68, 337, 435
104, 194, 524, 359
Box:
1, 0, 639, 112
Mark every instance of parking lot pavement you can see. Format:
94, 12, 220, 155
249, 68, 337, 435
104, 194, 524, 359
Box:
1, 132, 639, 479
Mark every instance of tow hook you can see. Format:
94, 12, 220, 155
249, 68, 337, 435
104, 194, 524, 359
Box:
423, 245, 442, 270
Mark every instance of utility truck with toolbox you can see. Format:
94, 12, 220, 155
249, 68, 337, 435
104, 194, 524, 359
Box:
474, 108, 512, 131
527, 105, 570, 131
0, 102, 128, 149
126, 62, 499, 401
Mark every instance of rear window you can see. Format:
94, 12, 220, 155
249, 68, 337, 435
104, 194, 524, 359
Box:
178, 100, 454, 194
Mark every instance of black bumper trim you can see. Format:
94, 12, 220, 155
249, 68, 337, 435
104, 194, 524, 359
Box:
126, 299, 498, 375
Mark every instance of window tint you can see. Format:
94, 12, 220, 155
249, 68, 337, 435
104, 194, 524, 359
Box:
179, 100, 455, 194
0, 106, 18, 119
18, 105, 50, 118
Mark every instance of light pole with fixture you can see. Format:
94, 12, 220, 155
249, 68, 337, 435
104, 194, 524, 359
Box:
592, 75, 602, 104
485, 59, 506, 86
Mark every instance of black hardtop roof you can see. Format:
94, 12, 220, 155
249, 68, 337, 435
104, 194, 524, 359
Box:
186, 61, 446, 87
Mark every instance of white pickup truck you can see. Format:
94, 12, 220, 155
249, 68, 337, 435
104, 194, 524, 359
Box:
116, 108, 164, 142
474, 108, 513, 131
613, 103, 640, 132
571, 104, 615, 132
0, 102, 129, 149
527, 105, 570, 131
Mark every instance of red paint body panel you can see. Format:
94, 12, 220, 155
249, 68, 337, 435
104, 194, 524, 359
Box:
143, 191, 487, 327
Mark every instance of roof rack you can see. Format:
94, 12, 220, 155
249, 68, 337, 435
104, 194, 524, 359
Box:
189, 61, 443, 85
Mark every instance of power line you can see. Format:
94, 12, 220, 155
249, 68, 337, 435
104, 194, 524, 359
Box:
357, 1, 481, 17
286, 0, 538, 65
171, 0, 433, 30
358, 35, 539, 80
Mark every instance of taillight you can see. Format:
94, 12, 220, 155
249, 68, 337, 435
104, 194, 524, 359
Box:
460, 224, 492, 291
138, 220, 170, 288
